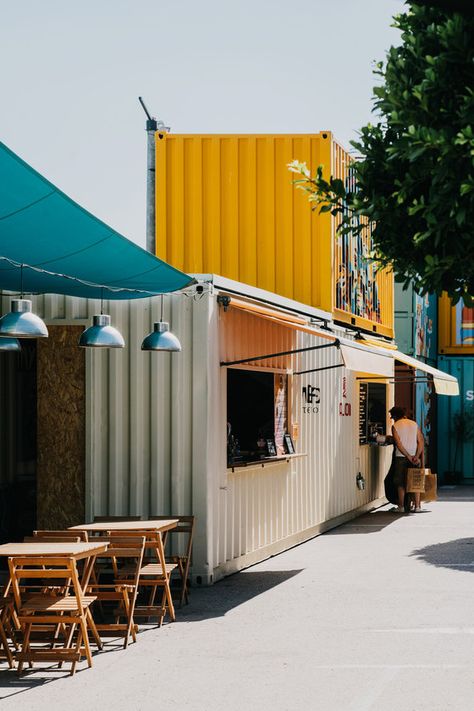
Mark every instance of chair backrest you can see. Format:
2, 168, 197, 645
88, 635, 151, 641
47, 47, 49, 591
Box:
149, 515, 195, 560
87, 536, 145, 583
33, 530, 89, 542
24, 536, 81, 543
93, 516, 142, 522
108, 530, 166, 571
8, 556, 83, 613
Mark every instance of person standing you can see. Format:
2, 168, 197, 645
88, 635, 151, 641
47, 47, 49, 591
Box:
389, 406, 425, 513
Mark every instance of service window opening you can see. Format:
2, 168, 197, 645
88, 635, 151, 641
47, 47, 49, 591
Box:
227, 369, 288, 465
359, 382, 387, 444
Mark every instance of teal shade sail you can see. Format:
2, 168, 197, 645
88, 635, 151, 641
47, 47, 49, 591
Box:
0, 142, 194, 299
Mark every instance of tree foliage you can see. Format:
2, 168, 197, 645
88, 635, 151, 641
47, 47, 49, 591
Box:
289, 3, 474, 303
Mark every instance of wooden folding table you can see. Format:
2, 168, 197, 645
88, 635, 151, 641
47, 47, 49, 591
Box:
0, 541, 109, 673
69, 520, 178, 624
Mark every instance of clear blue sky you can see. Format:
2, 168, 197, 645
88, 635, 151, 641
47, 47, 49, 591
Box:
1, 0, 403, 246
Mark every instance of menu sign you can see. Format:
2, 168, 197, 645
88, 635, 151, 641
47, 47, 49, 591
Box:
359, 383, 368, 444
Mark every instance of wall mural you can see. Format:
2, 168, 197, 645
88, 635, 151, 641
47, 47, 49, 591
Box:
455, 300, 474, 346
335, 172, 381, 323
415, 293, 434, 360
415, 379, 433, 459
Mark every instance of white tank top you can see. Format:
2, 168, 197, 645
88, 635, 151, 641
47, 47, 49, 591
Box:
393, 418, 418, 457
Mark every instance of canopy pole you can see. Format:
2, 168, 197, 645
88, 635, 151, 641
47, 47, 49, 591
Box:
220, 340, 338, 367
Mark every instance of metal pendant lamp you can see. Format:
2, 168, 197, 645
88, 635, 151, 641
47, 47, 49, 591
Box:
141, 295, 181, 352
79, 291, 125, 349
0, 299, 48, 339
0, 337, 21, 351
0, 264, 49, 339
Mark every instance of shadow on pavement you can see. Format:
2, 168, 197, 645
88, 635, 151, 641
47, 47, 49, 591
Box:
0, 664, 87, 699
0, 570, 304, 690
327, 509, 402, 535
177, 569, 304, 621
436, 486, 474, 502
410, 537, 474, 573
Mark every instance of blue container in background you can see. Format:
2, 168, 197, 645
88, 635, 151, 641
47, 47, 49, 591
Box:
395, 286, 438, 467
437, 357, 474, 482
394, 286, 437, 362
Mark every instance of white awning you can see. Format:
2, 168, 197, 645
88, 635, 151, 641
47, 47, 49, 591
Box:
338, 338, 394, 378
220, 295, 459, 395
393, 350, 459, 396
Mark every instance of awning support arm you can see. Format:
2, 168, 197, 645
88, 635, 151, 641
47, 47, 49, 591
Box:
294, 363, 345, 376
220, 340, 338, 367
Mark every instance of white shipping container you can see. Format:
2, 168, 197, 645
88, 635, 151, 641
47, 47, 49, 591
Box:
2, 279, 393, 584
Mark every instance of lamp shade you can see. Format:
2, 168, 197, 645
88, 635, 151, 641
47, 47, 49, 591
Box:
0, 337, 21, 352
0, 299, 48, 338
79, 314, 125, 348
141, 321, 182, 352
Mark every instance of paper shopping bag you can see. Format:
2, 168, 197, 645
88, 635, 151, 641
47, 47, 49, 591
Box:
421, 472, 437, 501
406, 468, 429, 493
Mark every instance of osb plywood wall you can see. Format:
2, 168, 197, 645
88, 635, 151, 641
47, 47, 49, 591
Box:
37, 326, 85, 529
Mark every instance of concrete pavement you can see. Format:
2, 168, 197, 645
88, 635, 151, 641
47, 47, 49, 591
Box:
1, 486, 474, 711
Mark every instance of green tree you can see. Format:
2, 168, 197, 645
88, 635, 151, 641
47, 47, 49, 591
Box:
290, 2, 474, 303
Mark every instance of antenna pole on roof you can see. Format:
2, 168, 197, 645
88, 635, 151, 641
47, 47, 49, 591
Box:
138, 97, 169, 254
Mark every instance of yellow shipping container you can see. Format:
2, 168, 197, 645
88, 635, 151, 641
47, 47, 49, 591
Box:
155, 131, 394, 337
439, 293, 474, 354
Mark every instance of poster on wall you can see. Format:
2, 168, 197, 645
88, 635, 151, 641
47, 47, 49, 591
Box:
455, 300, 474, 346
415, 379, 433, 455
274, 374, 287, 456
359, 383, 368, 445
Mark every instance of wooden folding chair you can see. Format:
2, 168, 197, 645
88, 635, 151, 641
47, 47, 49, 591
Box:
31, 530, 93, 592
24, 536, 81, 543
11, 540, 84, 652
2, 536, 81, 598
0, 599, 14, 668
85, 536, 145, 648
109, 530, 177, 626
8, 555, 98, 675
150, 516, 195, 606
33, 530, 89, 542
2, 537, 87, 653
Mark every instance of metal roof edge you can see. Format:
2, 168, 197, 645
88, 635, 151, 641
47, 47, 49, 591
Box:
191, 274, 333, 324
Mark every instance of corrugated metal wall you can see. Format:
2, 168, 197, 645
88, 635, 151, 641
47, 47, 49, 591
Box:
1, 292, 196, 523
437, 357, 474, 480
155, 132, 333, 312
214, 311, 392, 579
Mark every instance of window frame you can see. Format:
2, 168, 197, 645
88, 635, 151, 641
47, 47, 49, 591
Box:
226, 364, 292, 467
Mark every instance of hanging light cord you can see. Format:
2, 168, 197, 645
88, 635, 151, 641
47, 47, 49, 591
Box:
0, 255, 172, 298
160, 293, 164, 322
